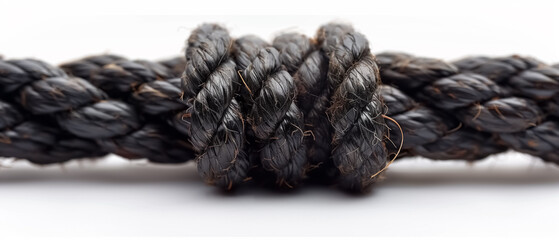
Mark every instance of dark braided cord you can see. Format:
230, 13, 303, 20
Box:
1, 23, 558, 193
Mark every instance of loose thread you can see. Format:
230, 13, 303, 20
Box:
370, 115, 403, 179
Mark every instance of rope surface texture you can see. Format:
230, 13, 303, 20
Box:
1, 23, 558, 193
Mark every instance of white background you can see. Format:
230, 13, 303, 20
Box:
0, 0, 558, 239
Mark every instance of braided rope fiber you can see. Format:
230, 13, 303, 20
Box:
316, 24, 388, 192
378, 53, 559, 164
1, 22, 558, 194
179, 24, 251, 189
0, 56, 196, 165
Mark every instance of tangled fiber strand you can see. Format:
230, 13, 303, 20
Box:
0, 58, 194, 164
180, 24, 251, 189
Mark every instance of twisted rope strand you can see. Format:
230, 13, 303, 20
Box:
319, 25, 387, 192
240, 46, 308, 188
0, 59, 107, 164
0, 58, 195, 164
378, 53, 559, 164
180, 24, 251, 189
59, 55, 198, 164
272, 32, 336, 184
0, 99, 105, 164
454, 56, 559, 163
381, 85, 507, 160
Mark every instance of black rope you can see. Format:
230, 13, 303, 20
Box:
1, 22, 558, 193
